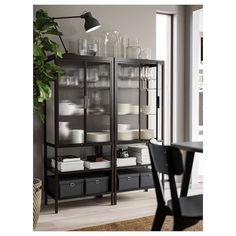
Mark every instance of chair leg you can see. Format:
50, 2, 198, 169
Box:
173, 218, 200, 231
173, 221, 184, 231
152, 208, 166, 231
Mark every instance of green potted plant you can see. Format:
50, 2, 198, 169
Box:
33, 9, 64, 229
33, 9, 64, 121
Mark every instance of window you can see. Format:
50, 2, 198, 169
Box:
156, 13, 173, 145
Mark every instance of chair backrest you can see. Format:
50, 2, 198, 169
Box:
148, 139, 185, 216
148, 140, 184, 176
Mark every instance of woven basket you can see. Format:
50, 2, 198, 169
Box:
33, 178, 42, 229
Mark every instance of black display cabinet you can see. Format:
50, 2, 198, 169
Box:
113, 58, 164, 204
43, 54, 164, 213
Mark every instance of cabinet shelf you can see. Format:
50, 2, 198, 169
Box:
46, 141, 112, 148
118, 87, 157, 90
47, 167, 112, 175
46, 190, 111, 200
116, 164, 151, 170
118, 113, 156, 116
59, 113, 110, 118
59, 113, 155, 117
117, 140, 149, 145
117, 186, 153, 193
59, 85, 110, 90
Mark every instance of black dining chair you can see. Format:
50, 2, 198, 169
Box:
148, 139, 203, 231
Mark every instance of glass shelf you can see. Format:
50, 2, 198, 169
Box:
118, 86, 139, 89
59, 85, 110, 89
117, 113, 156, 116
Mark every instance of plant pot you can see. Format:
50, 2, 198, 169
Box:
33, 178, 42, 229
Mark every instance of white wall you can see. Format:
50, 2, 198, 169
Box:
33, 5, 186, 180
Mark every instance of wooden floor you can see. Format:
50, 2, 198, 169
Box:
35, 184, 203, 231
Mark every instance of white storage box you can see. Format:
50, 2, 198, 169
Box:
51, 159, 84, 172
84, 160, 111, 169
117, 157, 137, 167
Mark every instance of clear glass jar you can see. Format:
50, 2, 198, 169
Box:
139, 48, 151, 59
113, 31, 122, 58
120, 36, 128, 58
78, 39, 87, 55
126, 37, 141, 59
87, 43, 98, 56
126, 46, 141, 59
102, 31, 122, 57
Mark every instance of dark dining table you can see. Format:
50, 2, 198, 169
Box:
171, 141, 203, 197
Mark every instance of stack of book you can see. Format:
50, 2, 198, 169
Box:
117, 157, 137, 167
128, 145, 150, 165
84, 159, 111, 169
51, 155, 84, 172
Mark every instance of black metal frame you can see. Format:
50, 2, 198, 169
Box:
43, 54, 165, 212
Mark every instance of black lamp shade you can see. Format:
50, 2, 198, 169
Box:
81, 12, 101, 32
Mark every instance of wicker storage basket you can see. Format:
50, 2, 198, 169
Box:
33, 178, 42, 229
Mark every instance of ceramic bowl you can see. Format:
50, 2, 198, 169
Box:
59, 100, 76, 116
118, 103, 131, 115
87, 132, 110, 142
70, 129, 84, 143
130, 105, 139, 114
118, 130, 134, 141
140, 129, 155, 140
74, 105, 84, 116
118, 124, 131, 131
141, 105, 151, 114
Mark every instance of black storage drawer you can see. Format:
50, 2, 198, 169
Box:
85, 175, 109, 195
47, 176, 84, 199
117, 170, 139, 191
139, 169, 154, 188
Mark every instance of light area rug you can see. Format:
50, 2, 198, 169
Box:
73, 215, 203, 231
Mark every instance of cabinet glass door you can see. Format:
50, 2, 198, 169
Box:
58, 60, 85, 144
86, 62, 112, 143
117, 64, 140, 141
140, 65, 157, 140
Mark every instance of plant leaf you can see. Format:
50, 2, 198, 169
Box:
36, 80, 51, 102
33, 43, 45, 58
44, 27, 63, 36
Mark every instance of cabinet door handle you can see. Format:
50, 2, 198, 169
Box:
157, 96, 160, 108
127, 177, 131, 181
84, 95, 87, 109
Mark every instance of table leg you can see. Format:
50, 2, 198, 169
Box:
180, 151, 194, 197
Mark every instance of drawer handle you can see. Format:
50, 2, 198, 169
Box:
95, 180, 101, 184
70, 182, 75, 188
127, 177, 132, 180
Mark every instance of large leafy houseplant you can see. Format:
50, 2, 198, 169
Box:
33, 9, 64, 121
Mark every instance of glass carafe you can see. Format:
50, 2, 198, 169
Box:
113, 31, 122, 58
102, 31, 122, 57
